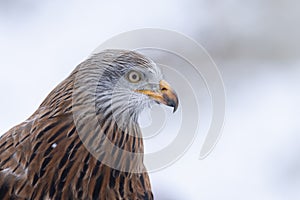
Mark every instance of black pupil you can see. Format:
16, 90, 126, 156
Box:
131, 74, 137, 80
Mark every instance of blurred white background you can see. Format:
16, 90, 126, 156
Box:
0, 0, 299, 199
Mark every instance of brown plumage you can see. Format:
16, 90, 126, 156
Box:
0, 49, 178, 199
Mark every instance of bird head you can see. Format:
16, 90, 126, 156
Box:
93, 50, 178, 125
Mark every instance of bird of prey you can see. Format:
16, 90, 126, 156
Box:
0, 49, 178, 200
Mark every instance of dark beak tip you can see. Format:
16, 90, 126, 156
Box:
170, 99, 179, 113
173, 107, 177, 113
172, 100, 178, 113
162, 93, 179, 113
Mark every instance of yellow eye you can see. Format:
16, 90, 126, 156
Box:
128, 71, 141, 83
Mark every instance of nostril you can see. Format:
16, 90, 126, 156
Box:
161, 87, 168, 91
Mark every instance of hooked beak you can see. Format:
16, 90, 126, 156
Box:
135, 80, 179, 112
